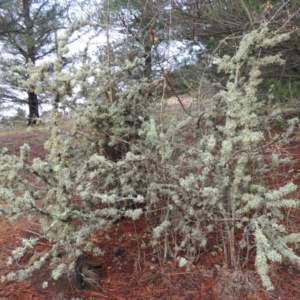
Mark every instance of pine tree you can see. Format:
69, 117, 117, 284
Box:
0, 0, 67, 124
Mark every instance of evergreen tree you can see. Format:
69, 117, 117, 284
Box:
88, 0, 183, 87
0, 0, 67, 124
173, 0, 300, 103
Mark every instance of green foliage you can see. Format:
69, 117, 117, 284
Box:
266, 77, 300, 105
163, 62, 216, 99
187, 0, 300, 110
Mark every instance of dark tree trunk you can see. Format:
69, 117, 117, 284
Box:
23, 0, 39, 126
27, 91, 39, 125
144, 43, 153, 99
53, 91, 60, 109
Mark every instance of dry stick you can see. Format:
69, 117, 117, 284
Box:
241, 0, 254, 27
105, 0, 114, 104
163, 197, 171, 264
161, 68, 197, 118
154, 31, 229, 122
133, 220, 142, 271
157, 53, 222, 121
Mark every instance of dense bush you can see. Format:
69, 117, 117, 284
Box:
0, 23, 299, 291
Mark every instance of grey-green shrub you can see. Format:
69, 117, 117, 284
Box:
0, 21, 299, 292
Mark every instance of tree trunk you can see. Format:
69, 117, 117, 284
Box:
23, 0, 39, 125
27, 91, 39, 125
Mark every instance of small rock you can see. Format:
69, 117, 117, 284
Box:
113, 246, 124, 257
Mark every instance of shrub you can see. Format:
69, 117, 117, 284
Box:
0, 23, 299, 292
